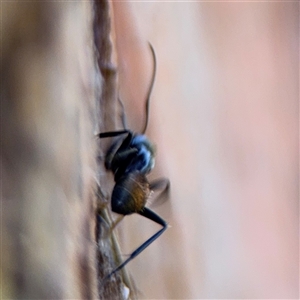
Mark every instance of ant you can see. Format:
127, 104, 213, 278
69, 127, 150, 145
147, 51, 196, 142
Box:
99, 43, 169, 280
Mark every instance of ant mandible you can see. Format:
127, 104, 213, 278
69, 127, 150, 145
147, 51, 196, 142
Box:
99, 43, 170, 279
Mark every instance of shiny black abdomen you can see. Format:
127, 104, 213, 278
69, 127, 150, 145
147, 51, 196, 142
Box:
111, 171, 150, 215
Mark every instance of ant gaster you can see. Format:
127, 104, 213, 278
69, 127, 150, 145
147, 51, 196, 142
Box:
99, 43, 169, 279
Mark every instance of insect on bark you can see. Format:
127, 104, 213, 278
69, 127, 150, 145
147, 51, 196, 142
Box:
99, 43, 170, 280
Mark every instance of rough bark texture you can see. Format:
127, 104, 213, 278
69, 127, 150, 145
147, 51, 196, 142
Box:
93, 1, 136, 299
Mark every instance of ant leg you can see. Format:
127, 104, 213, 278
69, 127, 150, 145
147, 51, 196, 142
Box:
111, 148, 139, 180
99, 130, 129, 138
99, 130, 133, 154
104, 207, 167, 280
99, 131, 134, 171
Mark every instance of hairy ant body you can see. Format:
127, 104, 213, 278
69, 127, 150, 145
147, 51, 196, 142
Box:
99, 43, 169, 279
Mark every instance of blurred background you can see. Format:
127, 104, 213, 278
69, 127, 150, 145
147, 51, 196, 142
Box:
111, 2, 299, 299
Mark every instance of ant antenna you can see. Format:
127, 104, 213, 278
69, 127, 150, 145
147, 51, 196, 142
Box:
141, 42, 157, 134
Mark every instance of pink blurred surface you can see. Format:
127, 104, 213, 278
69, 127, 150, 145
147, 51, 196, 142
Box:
111, 2, 298, 299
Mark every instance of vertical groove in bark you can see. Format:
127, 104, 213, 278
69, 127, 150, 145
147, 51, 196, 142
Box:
93, 1, 137, 299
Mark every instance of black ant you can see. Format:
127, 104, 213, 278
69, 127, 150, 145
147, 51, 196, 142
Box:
99, 43, 169, 280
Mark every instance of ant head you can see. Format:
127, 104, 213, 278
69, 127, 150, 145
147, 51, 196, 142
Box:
125, 134, 156, 174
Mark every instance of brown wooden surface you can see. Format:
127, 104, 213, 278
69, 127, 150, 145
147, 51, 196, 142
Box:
93, 1, 135, 299
2, 2, 99, 299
